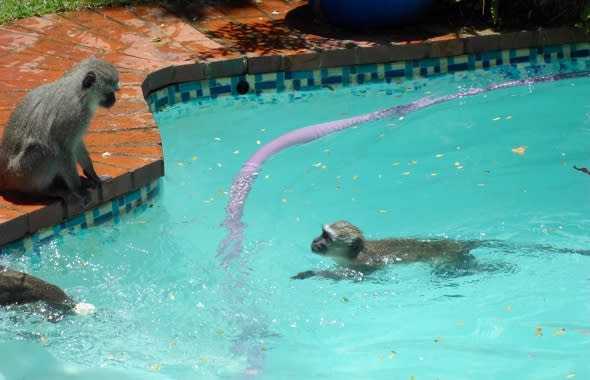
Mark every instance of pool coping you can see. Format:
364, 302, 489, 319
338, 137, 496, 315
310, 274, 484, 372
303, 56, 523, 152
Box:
0, 2, 588, 250
141, 27, 588, 98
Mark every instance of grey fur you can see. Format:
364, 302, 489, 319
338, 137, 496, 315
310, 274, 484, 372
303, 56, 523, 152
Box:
294, 220, 589, 280
0, 265, 74, 310
0, 57, 119, 201
293, 220, 480, 280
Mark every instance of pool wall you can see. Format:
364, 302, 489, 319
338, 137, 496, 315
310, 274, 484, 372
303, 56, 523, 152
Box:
0, 180, 159, 255
2, 42, 588, 255
145, 43, 590, 112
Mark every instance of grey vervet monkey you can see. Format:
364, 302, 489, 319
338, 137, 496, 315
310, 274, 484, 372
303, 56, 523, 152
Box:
0, 265, 95, 316
0, 57, 119, 202
292, 220, 589, 280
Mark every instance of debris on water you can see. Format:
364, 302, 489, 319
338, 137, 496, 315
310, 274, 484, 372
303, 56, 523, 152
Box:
553, 327, 567, 336
511, 146, 527, 155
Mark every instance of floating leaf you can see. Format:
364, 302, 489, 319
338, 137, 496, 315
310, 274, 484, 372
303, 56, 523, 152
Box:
511, 146, 527, 155
148, 364, 161, 372
534, 327, 543, 336
492, 116, 501, 121
553, 328, 567, 336
342, 296, 349, 303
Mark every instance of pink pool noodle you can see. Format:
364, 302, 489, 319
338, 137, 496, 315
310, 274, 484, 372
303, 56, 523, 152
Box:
217, 71, 589, 267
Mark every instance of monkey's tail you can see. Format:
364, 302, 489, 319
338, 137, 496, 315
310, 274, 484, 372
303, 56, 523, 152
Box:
477, 240, 590, 256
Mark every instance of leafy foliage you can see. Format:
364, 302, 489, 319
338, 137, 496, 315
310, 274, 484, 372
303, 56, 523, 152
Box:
437, 0, 589, 29
0, 0, 153, 24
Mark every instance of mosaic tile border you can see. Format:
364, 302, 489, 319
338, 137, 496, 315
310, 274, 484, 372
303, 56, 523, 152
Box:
0, 180, 160, 256
147, 43, 590, 113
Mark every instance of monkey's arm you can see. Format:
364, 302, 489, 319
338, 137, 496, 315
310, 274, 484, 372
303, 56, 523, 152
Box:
76, 142, 110, 186
292, 266, 371, 281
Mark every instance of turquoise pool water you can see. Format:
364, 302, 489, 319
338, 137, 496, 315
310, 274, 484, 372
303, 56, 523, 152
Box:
0, 65, 589, 380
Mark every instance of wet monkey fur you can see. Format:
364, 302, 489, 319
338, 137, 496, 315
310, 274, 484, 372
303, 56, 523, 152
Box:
0, 57, 119, 202
0, 265, 95, 317
292, 220, 590, 280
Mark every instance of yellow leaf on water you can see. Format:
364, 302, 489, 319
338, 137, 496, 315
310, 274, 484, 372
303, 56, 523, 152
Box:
535, 327, 543, 336
148, 364, 161, 372
511, 146, 527, 155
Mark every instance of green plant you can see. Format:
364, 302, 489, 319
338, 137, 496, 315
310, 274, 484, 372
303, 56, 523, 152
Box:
575, 2, 590, 32
439, 0, 588, 29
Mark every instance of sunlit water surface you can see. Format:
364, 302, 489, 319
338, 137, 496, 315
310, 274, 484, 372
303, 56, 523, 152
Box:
1, 66, 589, 380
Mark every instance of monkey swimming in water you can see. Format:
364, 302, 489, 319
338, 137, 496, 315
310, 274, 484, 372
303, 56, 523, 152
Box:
0, 57, 119, 202
292, 220, 590, 280
0, 265, 95, 317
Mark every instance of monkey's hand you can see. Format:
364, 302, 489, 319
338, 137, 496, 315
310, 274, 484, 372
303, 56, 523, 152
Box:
291, 270, 316, 280
81, 174, 112, 189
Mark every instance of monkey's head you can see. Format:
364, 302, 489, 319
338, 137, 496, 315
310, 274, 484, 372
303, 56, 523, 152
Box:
74, 57, 120, 111
311, 221, 365, 261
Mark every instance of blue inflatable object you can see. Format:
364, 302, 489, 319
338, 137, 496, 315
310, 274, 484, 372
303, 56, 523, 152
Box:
314, 0, 433, 29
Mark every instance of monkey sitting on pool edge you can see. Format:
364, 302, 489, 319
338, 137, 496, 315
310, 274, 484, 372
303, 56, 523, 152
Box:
0, 57, 119, 204
0, 265, 95, 317
292, 220, 590, 280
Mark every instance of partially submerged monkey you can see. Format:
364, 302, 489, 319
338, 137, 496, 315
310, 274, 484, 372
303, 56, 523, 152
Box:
292, 220, 589, 280
0, 265, 94, 316
0, 57, 119, 202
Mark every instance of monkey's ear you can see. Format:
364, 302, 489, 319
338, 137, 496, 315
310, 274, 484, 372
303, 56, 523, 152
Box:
82, 71, 97, 89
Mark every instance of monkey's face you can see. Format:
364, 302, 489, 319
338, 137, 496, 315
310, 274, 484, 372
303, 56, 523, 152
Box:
79, 58, 120, 111
99, 90, 117, 109
311, 221, 364, 262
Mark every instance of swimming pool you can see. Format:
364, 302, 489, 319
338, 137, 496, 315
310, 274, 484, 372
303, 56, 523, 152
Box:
0, 60, 589, 379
